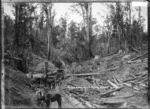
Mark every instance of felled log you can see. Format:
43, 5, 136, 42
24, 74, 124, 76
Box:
63, 90, 84, 108
111, 93, 134, 99
130, 52, 147, 61
129, 73, 136, 79
77, 96, 93, 108
123, 82, 132, 87
127, 59, 141, 64
100, 86, 124, 97
123, 77, 138, 82
66, 66, 119, 77
101, 98, 125, 105
113, 76, 118, 84
123, 71, 147, 82
115, 75, 123, 83
135, 71, 147, 76
107, 80, 119, 89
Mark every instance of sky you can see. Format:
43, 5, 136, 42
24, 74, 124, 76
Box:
3, 2, 148, 31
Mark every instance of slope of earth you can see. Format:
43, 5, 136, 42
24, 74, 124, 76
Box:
5, 65, 36, 107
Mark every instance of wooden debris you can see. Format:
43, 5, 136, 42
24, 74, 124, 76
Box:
123, 77, 138, 82
84, 101, 93, 108
112, 93, 134, 99
139, 83, 147, 88
113, 76, 118, 84
107, 80, 119, 89
100, 86, 124, 97
127, 59, 141, 64
32, 73, 46, 78
129, 73, 136, 79
130, 52, 147, 61
122, 54, 131, 61
102, 98, 125, 105
123, 82, 132, 87
66, 66, 119, 77
115, 75, 123, 83
63, 91, 85, 108
135, 71, 147, 76
133, 86, 140, 91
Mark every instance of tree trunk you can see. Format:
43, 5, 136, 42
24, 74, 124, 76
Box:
129, 3, 132, 45
47, 4, 52, 61
88, 3, 93, 58
138, 6, 141, 48
15, 3, 20, 54
1, 4, 5, 107
86, 3, 89, 42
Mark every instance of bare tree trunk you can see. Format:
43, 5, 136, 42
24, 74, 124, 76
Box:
45, 4, 53, 86
138, 6, 141, 48
80, 4, 86, 28
1, 4, 5, 109
129, 3, 132, 45
47, 4, 52, 61
15, 3, 20, 54
89, 3, 93, 58
86, 3, 89, 42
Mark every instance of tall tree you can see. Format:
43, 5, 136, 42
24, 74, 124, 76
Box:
47, 4, 53, 61
71, 3, 93, 58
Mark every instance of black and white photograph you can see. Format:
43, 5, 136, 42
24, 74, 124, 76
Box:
1, 0, 149, 108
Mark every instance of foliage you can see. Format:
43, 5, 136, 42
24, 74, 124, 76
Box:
4, 15, 15, 52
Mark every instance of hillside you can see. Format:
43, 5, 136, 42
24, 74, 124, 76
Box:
5, 66, 36, 107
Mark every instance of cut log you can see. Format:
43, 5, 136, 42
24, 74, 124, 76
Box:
122, 54, 131, 61
101, 98, 125, 105
136, 71, 147, 76
127, 59, 141, 64
112, 93, 134, 99
129, 73, 136, 79
123, 71, 147, 82
100, 86, 124, 97
133, 86, 140, 91
123, 77, 137, 82
115, 75, 123, 83
84, 101, 93, 108
66, 66, 119, 77
113, 76, 118, 84
130, 52, 147, 61
63, 91, 84, 108
107, 80, 119, 89
123, 82, 132, 87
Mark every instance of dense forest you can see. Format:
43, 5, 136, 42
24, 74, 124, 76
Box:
4, 2, 148, 72
2, 2, 148, 108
